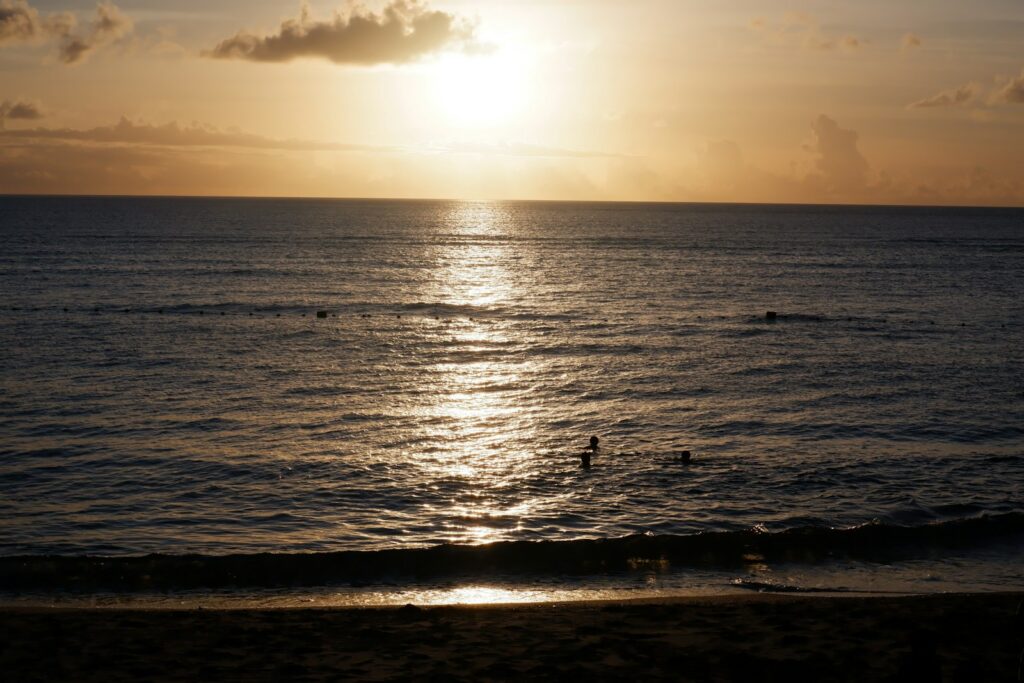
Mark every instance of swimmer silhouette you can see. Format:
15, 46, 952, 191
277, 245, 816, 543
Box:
677, 450, 692, 463
580, 435, 599, 467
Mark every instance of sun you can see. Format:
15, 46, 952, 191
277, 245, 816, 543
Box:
432, 50, 530, 129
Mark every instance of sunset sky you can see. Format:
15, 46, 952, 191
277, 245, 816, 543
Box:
1, 0, 1022, 205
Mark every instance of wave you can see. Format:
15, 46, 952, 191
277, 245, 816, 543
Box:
731, 580, 853, 594
2, 513, 1021, 592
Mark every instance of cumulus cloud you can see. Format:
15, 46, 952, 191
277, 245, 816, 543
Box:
0, 98, 44, 127
206, 0, 481, 65
908, 83, 978, 109
901, 33, 922, 50
0, 1, 132, 64
0, 0, 73, 44
993, 68, 1024, 104
804, 114, 869, 195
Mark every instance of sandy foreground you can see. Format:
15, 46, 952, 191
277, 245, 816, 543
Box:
1, 593, 1022, 682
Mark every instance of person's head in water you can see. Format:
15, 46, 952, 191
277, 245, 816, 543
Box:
589, 436, 600, 451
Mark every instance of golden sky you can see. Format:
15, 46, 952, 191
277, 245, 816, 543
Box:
1, 0, 1022, 205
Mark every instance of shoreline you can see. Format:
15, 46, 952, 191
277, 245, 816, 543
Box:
3, 592, 1021, 681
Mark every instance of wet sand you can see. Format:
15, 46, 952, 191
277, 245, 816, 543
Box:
1, 593, 1021, 681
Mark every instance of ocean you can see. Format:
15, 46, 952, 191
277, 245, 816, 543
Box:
1, 196, 1022, 605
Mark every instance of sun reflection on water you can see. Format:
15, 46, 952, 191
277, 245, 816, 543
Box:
413, 202, 544, 546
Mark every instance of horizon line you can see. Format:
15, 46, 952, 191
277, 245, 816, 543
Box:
1, 192, 1022, 212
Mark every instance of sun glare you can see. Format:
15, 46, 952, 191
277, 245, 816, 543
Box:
433, 51, 530, 128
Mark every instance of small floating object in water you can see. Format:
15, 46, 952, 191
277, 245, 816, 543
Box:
676, 450, 692, 463
766, 311, 777, 320
316, 310, 328, 319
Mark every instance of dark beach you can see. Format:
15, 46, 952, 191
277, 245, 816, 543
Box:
2, 593, 1021, 681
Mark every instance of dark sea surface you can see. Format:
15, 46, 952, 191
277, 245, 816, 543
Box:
1, 196, 1022, 600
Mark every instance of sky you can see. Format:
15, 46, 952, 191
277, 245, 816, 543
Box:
1, 0, 1022, 205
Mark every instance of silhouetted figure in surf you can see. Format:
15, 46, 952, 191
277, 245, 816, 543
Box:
677, 450, 692, 464
580, 435, 599, 468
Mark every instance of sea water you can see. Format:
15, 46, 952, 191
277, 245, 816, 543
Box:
1, 196, 1022, 602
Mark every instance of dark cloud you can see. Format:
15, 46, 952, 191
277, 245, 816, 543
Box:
805, 114, 869, 195
995, 69, 1024, 104
0, 115, 386, 151
0, 0, 39, 42
0, 98, 44, 127
0, 1, 132, 64
206, 0, 480, 65
908, 83, 978, 109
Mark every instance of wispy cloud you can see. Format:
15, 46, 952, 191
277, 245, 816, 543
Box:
0, 0, 132, 64
58, 1, 132, 64
901, 33, 922, 50
908, 83, 978, 109
0, 116, 617, 161
749, 13, 863, 53
205, 0, 483, 66
423, 141, 621, 159
0, 116, 387, 151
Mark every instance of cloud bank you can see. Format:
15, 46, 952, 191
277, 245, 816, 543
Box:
206, 0, 480, 65
1, 113, 1019, 207
0, 0, 132, 64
